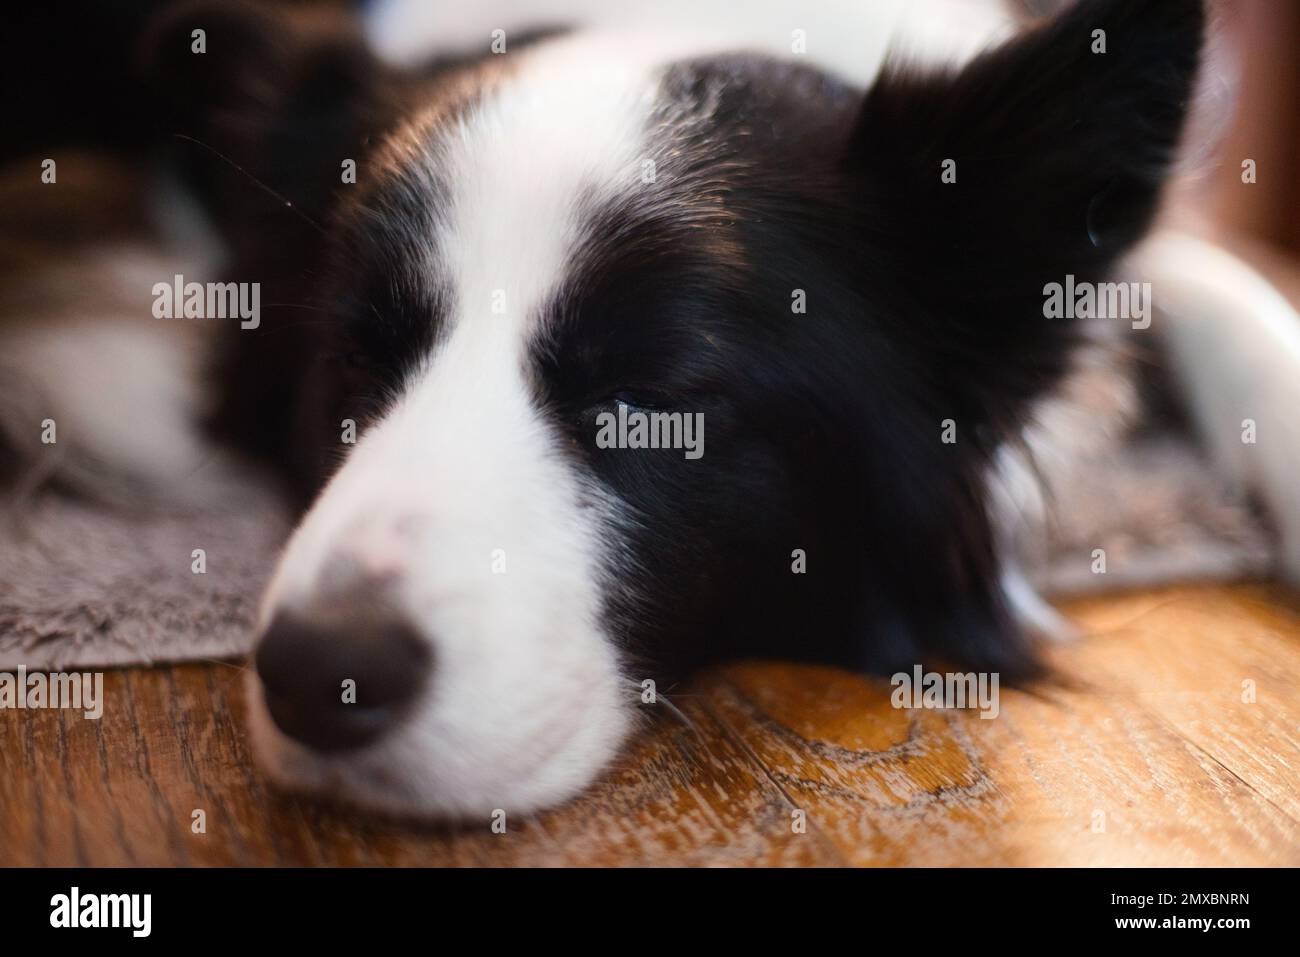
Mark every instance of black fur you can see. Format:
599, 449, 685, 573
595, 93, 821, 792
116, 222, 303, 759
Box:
144, 0, 1204, 679
532, 0, 1204, 677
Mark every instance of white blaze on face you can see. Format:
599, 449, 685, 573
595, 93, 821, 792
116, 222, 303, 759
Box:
247, 37, 678, 816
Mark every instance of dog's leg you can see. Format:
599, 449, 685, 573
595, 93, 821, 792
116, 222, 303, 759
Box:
1129, 229, 1300, 584
0, 156, 248, 508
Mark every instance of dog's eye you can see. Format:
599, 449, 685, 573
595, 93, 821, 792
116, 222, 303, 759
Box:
607, 390, 669, 411
579, 390, 670, 417
574, 390, 672, 433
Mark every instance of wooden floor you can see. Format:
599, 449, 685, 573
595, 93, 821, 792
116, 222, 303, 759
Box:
2, 583, 1299, 866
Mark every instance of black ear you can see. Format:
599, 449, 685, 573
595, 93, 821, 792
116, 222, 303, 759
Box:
139, 0, 396, 246
848, 0, 1205, 435
135, 2, 407, 497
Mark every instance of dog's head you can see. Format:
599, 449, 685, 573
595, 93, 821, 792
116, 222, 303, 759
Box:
155, 0, 1203, 815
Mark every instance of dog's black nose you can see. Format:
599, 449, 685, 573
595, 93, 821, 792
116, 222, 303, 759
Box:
253, 612, 431, 753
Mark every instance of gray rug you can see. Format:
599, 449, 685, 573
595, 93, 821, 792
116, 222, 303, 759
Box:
0, 485, 290, 670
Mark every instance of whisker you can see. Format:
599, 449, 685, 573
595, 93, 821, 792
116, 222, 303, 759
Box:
172, 133, 326, 236
653, 693, 700, 733
190, 656, 248, 672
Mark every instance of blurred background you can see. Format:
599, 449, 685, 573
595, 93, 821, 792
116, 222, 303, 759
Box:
1167, 0, 1300, 302
6, 0, 1296, 280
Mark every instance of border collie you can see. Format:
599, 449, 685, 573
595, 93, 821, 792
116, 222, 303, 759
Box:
6, 0, 1298, 817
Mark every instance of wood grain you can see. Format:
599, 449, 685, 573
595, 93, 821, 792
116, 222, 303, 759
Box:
1, 584, 1297, 865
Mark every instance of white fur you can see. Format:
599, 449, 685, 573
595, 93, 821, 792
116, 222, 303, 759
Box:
247, 36, 674, 816
990, 329, 1138, 634
365, 0, 1015, 83
1130, 229, 1300, 583
0, 245, 248, 506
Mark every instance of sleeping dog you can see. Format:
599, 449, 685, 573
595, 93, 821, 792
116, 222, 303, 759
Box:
6, 0, 1297, 816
